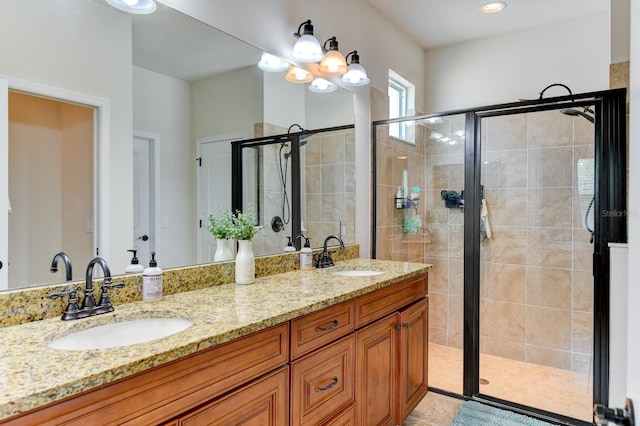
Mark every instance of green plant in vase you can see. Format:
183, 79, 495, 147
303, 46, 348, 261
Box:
206, 206, 235, 262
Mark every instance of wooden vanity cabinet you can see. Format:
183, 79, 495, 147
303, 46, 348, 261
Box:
2, 272, 427, 426
355, 275, 429, 426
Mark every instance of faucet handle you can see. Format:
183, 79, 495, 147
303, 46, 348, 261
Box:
47, 288, 81, 321
95, 281, 125, 315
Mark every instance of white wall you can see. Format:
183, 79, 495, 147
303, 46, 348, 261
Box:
627, 0, 640, 409
133, 66, 195, 268
424, 12, 610, 112
192, 66, 264, 139
0, 0, 134, 272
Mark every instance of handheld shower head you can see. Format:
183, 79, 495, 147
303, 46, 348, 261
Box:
561, 107, 594, 123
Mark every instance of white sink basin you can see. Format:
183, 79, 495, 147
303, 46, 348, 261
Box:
330, 270, 384, 277
48, 318, 194, 351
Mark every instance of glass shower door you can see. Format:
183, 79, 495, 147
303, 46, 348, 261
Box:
478, 108, 595, 421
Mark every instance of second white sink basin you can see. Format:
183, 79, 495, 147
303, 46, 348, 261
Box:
48, 318, 194, 351
330, 269, 385, 277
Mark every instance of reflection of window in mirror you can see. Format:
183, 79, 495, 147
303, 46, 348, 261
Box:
7, 91, 94, 289
577, 157, 595, 231
388, 69, 415, 144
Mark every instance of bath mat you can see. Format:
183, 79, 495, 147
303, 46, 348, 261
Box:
450, 401, 557, 425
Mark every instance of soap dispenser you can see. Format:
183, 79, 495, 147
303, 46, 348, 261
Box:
142, 251, 163, 302
125, 249, 144, 274
284, 236, 296, 253
300, 237, 313, 270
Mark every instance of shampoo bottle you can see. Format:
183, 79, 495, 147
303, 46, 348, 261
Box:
300, 237, 313, 270
142, 251, 163, 302
125, 249, 144, 274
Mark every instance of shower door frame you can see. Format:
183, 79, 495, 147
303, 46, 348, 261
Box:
371, 88, 627, 425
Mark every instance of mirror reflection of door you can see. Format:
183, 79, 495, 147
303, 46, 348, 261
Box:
6, 91, 94, 289
133, 134, 154, 267
196, 133, 244, 263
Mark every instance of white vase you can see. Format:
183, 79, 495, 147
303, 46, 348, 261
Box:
214, 238, 235, 262
235, 240, 255, 284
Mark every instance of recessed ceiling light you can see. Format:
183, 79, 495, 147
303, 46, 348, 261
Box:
482, 1, 507, 14
105, 0, 156, 14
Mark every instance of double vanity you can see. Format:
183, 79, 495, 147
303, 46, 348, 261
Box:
0, 255, 430, 425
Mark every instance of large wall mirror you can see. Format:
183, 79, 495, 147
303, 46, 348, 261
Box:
0, 0, 354, 291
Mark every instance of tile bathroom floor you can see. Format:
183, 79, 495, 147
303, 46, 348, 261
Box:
404, 344, 593, 425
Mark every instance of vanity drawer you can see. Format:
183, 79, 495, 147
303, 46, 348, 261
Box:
355, 274, 428, 327
290, 300, 356, 360
290, 335, 355, 426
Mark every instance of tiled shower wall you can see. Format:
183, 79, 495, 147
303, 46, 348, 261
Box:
252, 123, 356, 255
375, 101, 595, 374
301, 129, 356, 248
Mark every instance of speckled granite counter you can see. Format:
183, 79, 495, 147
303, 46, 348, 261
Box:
0, 258, 430, 420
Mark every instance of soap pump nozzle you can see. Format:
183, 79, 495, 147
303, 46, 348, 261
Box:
127, 249, 139, 264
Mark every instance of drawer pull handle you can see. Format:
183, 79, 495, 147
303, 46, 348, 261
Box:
316, 320, 339, 332
315, 377, 339, 392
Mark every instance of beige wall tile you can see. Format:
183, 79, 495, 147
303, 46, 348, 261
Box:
449, 260, 464, 296
572, 269, 594, 313
526, 227, 572, 268
449, 295, 464, 332
320, 133, 345, 164
572, 311, 594, 355
527, 110, 573, 148
527, 266, 572, 309
424, 223, 449, 258
484, 114, 527, 151
527, 188, 573, 228
429, 292, 449, 330
571, 353, 592, 375
428, 327, 447, 345
485, 188, 527, 227
424, 257, 448, 294
482, 336, 526, 362
528, 147, 573, 188
484, 300, 525, 342
525, 345, 571, 370
484, 263, 526, 303
485, 226, 527, 265
482, 149, 528, 188
447, 330, 463, 349
526, 306, 571, 350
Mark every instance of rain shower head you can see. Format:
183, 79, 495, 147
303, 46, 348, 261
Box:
561, 107, 594, 123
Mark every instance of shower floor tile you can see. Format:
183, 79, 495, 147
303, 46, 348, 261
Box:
421, 343, 593, 422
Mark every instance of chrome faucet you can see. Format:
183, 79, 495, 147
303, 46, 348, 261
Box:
316, 235, 345, 268
50, 251, 73, 281
47, 257, 124, 320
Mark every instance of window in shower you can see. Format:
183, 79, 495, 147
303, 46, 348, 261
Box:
388, 69, 415, 143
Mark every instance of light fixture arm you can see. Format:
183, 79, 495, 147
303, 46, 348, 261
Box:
294, 20, 313, 38
345, 50, 359, 64
322, 36, 339, 53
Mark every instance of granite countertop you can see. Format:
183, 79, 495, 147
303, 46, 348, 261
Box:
0, 258, 430, 420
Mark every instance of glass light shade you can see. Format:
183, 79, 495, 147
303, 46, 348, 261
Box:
290, 35, 324, 63
285, 66, 313, 83
105, 0, 156, 14
309, 78, 337, 93
318, 50, 348, 76
257, 53, 290, 72
482, 1, 507, 13
341, 63, 370, 86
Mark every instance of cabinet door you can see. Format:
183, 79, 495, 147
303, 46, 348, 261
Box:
178, 367, 289, 426
398, 298, 429, 422
355, 313, 399, 426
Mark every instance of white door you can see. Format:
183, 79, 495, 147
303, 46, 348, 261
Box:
0, 80, 8, 289
196, 133, 245, 263
133, 136, 152, 266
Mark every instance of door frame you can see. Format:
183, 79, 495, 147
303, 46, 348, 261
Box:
133, 130, 161, 264
0, 75, 110, 288
196, 132, 246, 263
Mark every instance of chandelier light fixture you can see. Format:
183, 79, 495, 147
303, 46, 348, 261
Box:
105, 0, 156, 14
309, 77, 337, 93
318, 37, 348, 76
285, 65, 314, 83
